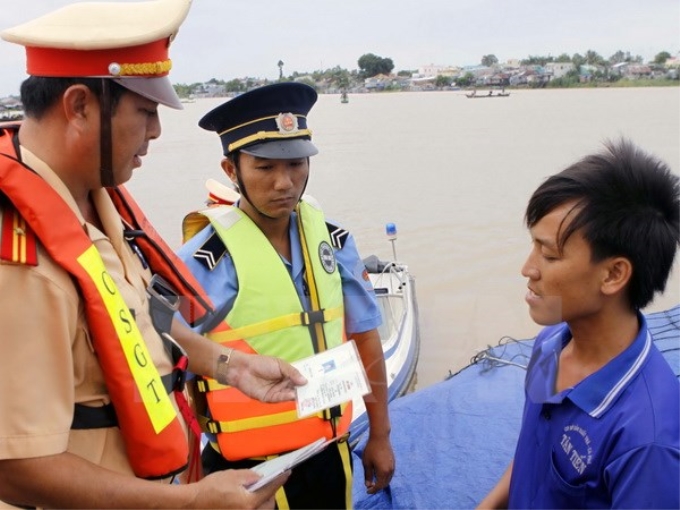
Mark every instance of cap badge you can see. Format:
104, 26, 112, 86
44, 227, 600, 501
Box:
276, 112, 299, 135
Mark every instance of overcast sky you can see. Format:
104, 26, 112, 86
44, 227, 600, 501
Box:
1, 0, 678, 97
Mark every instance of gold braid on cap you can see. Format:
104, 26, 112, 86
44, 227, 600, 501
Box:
228, 129, 313, 153
118, 60, 172, 76
220, 114, 312, 153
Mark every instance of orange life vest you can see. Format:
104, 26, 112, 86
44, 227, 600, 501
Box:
0, 126, 211, 479
107, 185, 214, 328
189, 202, 352, 460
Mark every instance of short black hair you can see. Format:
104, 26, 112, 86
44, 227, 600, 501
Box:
525, 139, 679, 310
20, 76, 126, 118
226, 150, 241, 167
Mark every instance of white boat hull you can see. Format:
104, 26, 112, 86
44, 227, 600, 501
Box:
348, 261, 420, 445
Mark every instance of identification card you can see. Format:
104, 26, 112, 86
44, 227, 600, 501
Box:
293, 340, 371, 418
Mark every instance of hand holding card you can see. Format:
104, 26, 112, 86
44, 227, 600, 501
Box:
246, 437, 339, 492
292, 340, 371, 418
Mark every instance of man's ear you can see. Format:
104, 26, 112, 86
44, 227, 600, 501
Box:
61, 84, 96, 125
601, 257, 633, 296
221, 158, 237, 183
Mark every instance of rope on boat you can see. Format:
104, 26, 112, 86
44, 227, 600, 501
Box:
446, 336, 532, 379
470, 336, 533, 374
464, 315, 680, 378
445, 306, 679, 380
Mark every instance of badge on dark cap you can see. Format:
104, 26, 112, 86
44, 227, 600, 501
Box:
276, 113, 300, 134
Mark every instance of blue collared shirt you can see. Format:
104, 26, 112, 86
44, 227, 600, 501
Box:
177, 209, 381, 336
509, 315, 680, 509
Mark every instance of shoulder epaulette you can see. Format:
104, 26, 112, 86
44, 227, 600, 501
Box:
0, 206, 38, 266
326, 221, 349, 249
193, 231, 228, 271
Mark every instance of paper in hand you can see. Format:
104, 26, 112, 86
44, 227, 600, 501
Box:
246, 437, 337, 492
292, 340, 371, 418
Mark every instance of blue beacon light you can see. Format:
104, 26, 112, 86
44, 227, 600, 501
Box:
385, 223, 398, 260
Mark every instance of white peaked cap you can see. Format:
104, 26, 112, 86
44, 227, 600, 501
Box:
1, 0, 193, 109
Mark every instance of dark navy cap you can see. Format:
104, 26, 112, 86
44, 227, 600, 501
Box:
199, 82, 319, 159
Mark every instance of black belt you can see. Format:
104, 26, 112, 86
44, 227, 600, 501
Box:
71, 372, 176, 429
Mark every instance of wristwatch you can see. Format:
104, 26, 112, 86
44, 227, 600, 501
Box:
215, 348, 233, 385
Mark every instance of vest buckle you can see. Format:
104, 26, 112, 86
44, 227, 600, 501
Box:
301, 309, 326, 326
147, 273, 180, 335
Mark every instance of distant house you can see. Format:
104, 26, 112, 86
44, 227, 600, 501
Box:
409, 76, 435, 88
610, 62, 629, 77
625, 65, 652, 79
664, 56, 680, 79
526, 70, 548, 86
507, 66, 548, 86
196, 83, 227, 97
481, 72, 510, 86
664, 55, 680, 69
578, 64, 604, 82
364, 73, 395, 91
611, 63, 653, 79
545, 62, 575, 79
474, 72, 494, 86
509, 72, 528, 86
416, 64, 444, 78
439, 66, 462, 78
464, 65, 493, 79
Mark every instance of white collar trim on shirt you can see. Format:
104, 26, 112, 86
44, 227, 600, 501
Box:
589, 331, 652, 418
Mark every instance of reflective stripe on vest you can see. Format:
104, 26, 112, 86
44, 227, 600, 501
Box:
198, 201, 351, 460
0, 127, 189, 479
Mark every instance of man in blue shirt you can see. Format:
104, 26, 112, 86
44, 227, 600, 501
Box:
478, 139, 679, 509
178, 82, 394, 509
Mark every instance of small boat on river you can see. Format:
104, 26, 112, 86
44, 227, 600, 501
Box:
349, 241, 421, 445
466, 89, 510, 98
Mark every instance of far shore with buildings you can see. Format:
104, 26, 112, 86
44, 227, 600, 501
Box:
171, 52, 680, 99
2, 53, 679, 117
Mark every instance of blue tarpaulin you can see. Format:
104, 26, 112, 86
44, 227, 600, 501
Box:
352, 306, 680, 509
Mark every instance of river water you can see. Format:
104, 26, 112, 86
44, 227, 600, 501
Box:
128, 87, 680, 391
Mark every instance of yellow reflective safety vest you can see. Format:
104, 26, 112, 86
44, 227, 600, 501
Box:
194, 200, 352, 460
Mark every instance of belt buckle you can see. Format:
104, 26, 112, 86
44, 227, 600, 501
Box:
147, 274, 180, 312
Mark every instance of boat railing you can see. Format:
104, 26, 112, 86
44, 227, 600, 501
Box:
371, 261, 409, 291
372, 262, 410, 344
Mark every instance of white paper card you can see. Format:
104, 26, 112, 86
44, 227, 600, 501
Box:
292, 340, 371, 418
245, 437, 330, 492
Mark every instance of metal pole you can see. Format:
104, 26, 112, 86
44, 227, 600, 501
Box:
386, 223, 398, 261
